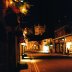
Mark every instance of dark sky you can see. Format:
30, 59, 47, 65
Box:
4, 0, 72, 32
26, 0, 72, 30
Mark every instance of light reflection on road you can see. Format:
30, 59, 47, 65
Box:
20, 58, 41, 63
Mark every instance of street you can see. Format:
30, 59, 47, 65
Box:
19, 53, 72, 72
36, 59, 72, 72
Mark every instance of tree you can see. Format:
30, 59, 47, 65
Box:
5, 7, 18, 27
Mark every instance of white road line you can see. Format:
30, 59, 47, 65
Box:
30, 53, 40, 72
33, 62, 40, 72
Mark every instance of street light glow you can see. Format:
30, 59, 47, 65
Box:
19, 2, 30, 14
14, 0, 19, 2
10, 0, 13, 5
20, 0, 24, 2
20, 6, 28, 14
21, 42, 26, 46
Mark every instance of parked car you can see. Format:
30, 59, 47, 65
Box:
22, 53, 27, 59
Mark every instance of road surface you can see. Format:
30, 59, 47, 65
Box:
19, 53, 72, 72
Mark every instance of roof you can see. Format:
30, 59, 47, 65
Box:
53, 33, 72, 40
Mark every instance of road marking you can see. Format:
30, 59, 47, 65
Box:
33, 62, 40, 72
30, 53, 40, 72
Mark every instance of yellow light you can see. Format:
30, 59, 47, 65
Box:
34, 45, 36, 47
23, 28, 27, 36
20, 7, 28, 14
19, 2, 30, 14
10, 0, 13, 5
14, 0, 19, 2
24, 31, 27, 34
62, 38, 64, 41
21, 43, 26, 46
6, 0, 9, 8
21, 0, 23, 2
66, 42, 72, 49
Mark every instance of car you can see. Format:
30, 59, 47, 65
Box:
22, 53, 27, 59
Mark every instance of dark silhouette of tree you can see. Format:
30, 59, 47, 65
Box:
0, 21, 6, 42
5, 7, 18, 27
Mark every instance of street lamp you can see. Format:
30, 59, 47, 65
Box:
19, 2, 30, 15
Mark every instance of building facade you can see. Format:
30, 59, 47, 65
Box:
54, 24, 72, 54
41, 38, 54, 53
34, 24, 45, 35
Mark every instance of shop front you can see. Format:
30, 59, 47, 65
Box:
54, 38, 65, 54
41, 38, 53, 53
65, 35, 72, 54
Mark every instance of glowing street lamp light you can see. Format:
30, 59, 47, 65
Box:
19, 2, 30, 15
20, 7, 28, 15
20, 0, 24, 2
10, 1, 13, 4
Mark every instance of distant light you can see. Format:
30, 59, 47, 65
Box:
10, 1, 13, 5
14, 0, 16, 1
20, 0, 24, 2
62, 38, 64, 41
66, 42, 72, 49
14, 0, 19, 2
43, 46, 50, 53
50, 45, 53, 46
20, 6, 28, 14
34, 45, 36, 47
23, 57, 29, 59
21, 43, 26, 46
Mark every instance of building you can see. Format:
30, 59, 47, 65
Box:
54, 24, 72, 54
41, 38, 54, 53
34, 24, 45, 35
55, 23, 72, 37
19, 24, 45, 52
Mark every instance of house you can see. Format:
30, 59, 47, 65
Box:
19, 24, 46, 54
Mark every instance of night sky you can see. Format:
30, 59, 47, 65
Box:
25, 0, 72, 30
1, 0, 72, 37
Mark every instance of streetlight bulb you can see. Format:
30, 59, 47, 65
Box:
20, 0, 24, 2
10, 0, 13, 5
19, 2, 30, 14
20, 7, 28, 14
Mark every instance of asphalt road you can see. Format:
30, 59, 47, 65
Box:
19, 53, 72, 72
35, 59, 72, 72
